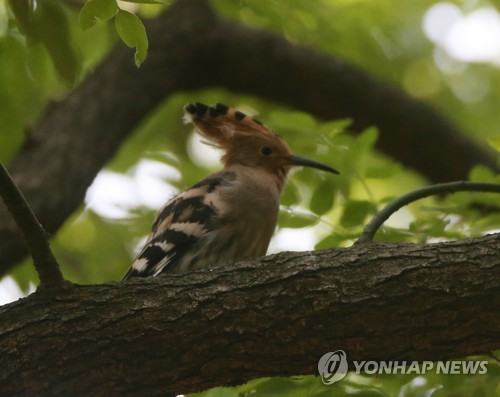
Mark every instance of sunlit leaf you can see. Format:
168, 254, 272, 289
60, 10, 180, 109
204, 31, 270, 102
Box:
79, 0, 119, 31
486, 136, 500, 153
115, 9, 148, 67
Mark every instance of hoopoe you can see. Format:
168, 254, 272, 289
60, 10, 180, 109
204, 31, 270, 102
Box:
123, 103, 338, 279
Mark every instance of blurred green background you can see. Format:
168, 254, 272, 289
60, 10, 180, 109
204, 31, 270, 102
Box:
0, 0, 499, 395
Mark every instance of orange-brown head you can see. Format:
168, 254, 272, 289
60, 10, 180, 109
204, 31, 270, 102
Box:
183, 102, 339, 180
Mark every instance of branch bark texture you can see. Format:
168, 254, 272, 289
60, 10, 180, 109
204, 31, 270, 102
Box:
1, 234, 498, 397
0, 162, 63, 288
0, 0, 497, 274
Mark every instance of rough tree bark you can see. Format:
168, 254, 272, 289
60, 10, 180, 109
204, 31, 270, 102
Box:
0, 0, 497, 276
0, 233, 498, 397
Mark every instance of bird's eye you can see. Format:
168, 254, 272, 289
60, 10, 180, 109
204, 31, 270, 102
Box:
260, 146, 272, 156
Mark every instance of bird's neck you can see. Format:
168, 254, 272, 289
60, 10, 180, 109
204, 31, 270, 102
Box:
223, 163, 288, 196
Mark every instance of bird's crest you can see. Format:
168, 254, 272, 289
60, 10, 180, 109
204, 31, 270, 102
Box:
183, 102, 281, 149
183, 102, 339, 176
183, 102, 294, 171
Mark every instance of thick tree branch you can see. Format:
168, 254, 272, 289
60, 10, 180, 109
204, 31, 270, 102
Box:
0, 233, 498, 397
0, 0, 497, 275
0, 162, 63, 288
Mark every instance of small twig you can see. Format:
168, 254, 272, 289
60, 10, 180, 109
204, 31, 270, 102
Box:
357, 181, 500, 244
0, 162, 64, 289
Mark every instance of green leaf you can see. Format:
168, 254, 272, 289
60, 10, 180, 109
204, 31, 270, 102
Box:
79, 0, 119, 31
25, 45, 51, 86
317, 118, 352, 139
8, 257, 39, 293
310, 178, 335, 215
469, 165, 498, 183
409, 216, 451, 241
356, 126, 378, 151
365, 162, 400, 179
279, 207, 318, 229
7, 0, 40, 45
340, 200, 376, 228
35, 1, 81, 84
115, 9, 148, 67
315, 233, 347, 250
281, 179, 301, 206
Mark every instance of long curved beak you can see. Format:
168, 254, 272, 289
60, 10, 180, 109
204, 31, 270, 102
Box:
288, 155, 339, 174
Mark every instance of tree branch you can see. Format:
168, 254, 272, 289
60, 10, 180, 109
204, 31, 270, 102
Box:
358, 181, 500, 243
0, 162, 63, 289
0, 0, 497, 275
0, 233, 498, 397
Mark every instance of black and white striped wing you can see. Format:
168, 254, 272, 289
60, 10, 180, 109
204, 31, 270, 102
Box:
123, 173, 234, 279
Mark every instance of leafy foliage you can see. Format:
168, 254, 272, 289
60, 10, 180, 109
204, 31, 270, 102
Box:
192, 356, 500, 397
0, 0, 499, 395
8, 0, 81, 83
114, 9, 148, 66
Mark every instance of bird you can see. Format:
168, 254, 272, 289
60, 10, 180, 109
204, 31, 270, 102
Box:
123, 102, 338, 279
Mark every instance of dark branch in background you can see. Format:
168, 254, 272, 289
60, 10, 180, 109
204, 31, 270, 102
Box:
0, 233, 498, 397
203, 17, 498, 182
357, 182, 500, 244
0, 0, 497, 276
0, 162, 63, 289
